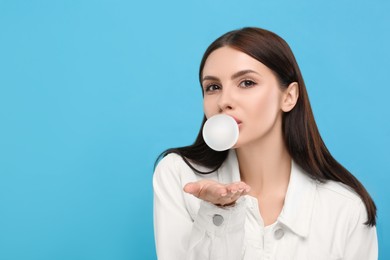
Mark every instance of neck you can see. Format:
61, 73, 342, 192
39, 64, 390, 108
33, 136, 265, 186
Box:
236, 129, 291, 197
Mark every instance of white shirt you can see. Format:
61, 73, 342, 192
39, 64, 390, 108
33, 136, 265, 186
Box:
153, 151, 378, 260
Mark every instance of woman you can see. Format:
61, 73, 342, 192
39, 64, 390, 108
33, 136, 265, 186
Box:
153, 27, 377, 260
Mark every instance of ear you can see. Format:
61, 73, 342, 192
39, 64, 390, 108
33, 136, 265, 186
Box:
281, 82, 299, 112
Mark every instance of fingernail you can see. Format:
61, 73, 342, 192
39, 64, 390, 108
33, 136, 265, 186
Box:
221, 193, 227, 197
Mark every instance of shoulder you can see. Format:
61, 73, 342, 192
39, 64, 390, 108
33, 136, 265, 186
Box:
155, 153, 188, 172
154, 153, 191, 181
154, 153, 203, 187
314, 180, 366, 223
314, 181, 376, 247
316, 180, 362, 204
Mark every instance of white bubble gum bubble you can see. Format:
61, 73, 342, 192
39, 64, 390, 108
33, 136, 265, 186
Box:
202, 114, 239, 151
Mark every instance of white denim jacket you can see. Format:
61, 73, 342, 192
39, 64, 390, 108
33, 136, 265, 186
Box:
153, 151, 378, 260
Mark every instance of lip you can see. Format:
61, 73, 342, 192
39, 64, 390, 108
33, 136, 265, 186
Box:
225, 114, 242, 125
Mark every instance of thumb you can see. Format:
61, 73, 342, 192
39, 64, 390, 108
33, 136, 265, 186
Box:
183, 182, 202, 196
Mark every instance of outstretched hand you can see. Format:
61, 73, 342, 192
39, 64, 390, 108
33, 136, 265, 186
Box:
183, 180, 250, 206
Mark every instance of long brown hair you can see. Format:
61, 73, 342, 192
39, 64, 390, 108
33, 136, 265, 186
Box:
158, 27, 376, 226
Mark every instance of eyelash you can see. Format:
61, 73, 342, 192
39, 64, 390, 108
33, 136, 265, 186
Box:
203, 79, 257, 93
239, 79, 257, 88
204, 84, 221, 93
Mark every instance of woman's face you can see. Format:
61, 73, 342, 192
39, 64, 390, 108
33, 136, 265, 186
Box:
201, 46, 287, 148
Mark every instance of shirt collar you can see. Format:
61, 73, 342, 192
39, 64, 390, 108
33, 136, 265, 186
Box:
221, 150, 316, 238
278, 160, 317, 238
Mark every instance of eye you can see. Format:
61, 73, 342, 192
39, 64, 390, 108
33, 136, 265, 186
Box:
239, 80, 256, 88
204, 84, 221, 93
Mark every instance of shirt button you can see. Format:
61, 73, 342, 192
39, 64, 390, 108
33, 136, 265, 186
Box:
274, 228, 285, 240
212, 214, 224, 226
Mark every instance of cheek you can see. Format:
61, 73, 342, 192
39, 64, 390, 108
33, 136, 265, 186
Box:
247, 91, 282, 125
203, 97, 217, 119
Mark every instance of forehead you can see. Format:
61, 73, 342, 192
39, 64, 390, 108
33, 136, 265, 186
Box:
202, 46, 271, 76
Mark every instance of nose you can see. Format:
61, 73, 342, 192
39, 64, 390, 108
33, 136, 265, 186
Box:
217, 87, 235, 112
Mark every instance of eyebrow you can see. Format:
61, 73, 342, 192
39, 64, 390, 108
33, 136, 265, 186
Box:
202, 69, 261, 83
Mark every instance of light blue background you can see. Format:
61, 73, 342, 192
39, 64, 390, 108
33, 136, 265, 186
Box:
0, 0, 389, 259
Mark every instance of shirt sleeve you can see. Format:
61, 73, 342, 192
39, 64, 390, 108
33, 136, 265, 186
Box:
343, 201, 378, 260
186, 199, 246, 260
153, 154, 246, 260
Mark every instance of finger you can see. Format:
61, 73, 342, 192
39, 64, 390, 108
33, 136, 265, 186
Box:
216, 192, 239, 206
226, 182, 246, 193
203, 185, 228, 201
229, 190, 245, 201
232, 182, 251, 193
225, 184, 250, 201
222, 189, 239, 201
216, 186, 229, 197
214, 189, 238, 205
237, 182, 248, 192
183, 182, 202, 196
